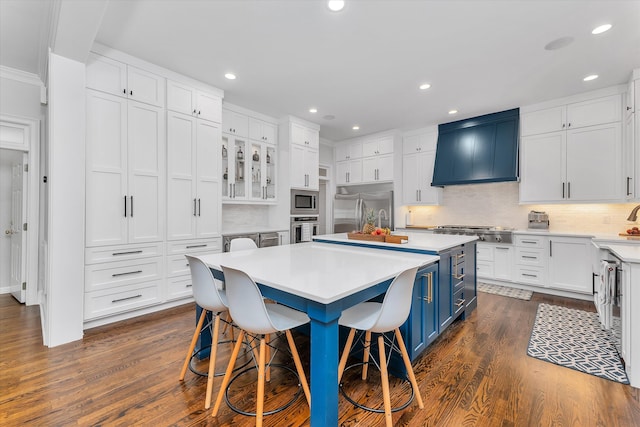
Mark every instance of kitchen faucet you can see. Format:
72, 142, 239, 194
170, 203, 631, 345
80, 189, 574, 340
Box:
378, 209, 388, 229
627, 204, 640, 221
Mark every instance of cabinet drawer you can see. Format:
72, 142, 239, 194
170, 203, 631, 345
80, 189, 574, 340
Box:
166, 238, 222, 255
476, 261, 494, 278
515, 235, 546, 248
454, 288, 465, 315
84, 281, 161, 320
85, 257, 163, 292
167, 275, 194, 301
85, 242, 164, 264
515, 248, 545, 266
167, 254, 192, 277
476, 244, 493, 261
515, 266, 545, 285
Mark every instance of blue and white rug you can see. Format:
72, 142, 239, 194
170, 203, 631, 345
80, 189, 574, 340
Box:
477, 282, 533, 300
527, 303, 629, 384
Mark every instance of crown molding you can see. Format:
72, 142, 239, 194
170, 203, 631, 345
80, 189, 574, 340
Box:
0, 66, 44, 88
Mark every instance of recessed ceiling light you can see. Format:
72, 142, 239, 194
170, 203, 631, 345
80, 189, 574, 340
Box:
352, 125, 360, 130
224, 73, 236, 80
583, 74, 599, 81
448, 110, 458, 115
592, 24, 612, 35
309, 108, 318, 113
328, 1, 345, 12
419, 83, 431, 90
544, 36, 574, 51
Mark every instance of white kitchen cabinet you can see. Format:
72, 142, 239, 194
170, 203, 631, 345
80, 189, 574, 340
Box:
167, 112, 221, 240
247, 140, 277, 202
475, 243, 513, 281
362, 154, 393, 183
520, 122, 623, 203
548, 236, 592, 294
249, 117, 277, 144
335, 141, 363, 161
278, 231, 290, 246
336, 159, 362, 185
86, 90, 165, 247
402, 131, 438, 154
624, 74, 640, 200
362, 135, 394, 157
514, 234, 547, 286
222, 134, 248, 200
222, 109, 249, 137
167, 80, 221, 123
291, 143, 319, 189
165, 238, 221, 300
521, 94, 621, 136
403, 151, 440, 205
86, 52, 165, 108
292, 123, 319, 150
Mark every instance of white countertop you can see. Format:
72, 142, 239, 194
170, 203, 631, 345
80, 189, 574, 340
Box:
314, 232, 477, 253
596, 243, 640, 263
514, 229, 595, 238
197, 242, 439, 304
221, 226, 288, 236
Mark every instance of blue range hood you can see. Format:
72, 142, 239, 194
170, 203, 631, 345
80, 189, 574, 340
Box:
431, 108, 519, 186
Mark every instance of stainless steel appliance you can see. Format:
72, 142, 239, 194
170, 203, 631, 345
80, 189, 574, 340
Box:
333, 190, 393, 233
528, 210, 549, 229
290, 216, 319, 244
291, 189, 319, 215
433, 225, 514, 243
595, 256, 622, 355
222, 233, 260, 252
259, 232, 280, 248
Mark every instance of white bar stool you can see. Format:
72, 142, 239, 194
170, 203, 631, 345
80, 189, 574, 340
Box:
337, 266, 424, 427
212, 265, 311, 427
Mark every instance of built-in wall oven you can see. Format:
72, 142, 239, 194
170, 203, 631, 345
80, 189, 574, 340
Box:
291, 189, 319, 216
290, 216, 319, 244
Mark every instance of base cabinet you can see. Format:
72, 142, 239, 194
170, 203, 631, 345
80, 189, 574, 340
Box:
405, 264, 439, 359
548, 236, 592, 294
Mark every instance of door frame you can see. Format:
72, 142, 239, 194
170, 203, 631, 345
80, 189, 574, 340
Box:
0, 114, 40, 305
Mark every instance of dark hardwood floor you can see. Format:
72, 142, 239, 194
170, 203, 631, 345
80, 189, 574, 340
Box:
2, 291, 639, 426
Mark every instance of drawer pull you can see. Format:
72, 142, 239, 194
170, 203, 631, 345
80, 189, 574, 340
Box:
455, 299, 466, 308
521, 240, 537, 244
186, 284, 193, 288
112, 270, 142, 277
453, 273, 466, 280
522, 255, 537, 259
112, 294, 142, 303
522, 273, 537, 278
112, 250, 143, 256
186, 244, 207, 249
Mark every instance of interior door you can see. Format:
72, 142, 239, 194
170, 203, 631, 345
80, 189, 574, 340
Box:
10, 154, 27, 302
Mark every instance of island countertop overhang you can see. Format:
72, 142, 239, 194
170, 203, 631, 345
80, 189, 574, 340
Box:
313, 232, 478, 254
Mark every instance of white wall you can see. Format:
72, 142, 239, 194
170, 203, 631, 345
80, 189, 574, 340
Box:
0, 149, 23, 292
0, 74, 43, 119
400, 181, 639, 235
44, 53, 85, 346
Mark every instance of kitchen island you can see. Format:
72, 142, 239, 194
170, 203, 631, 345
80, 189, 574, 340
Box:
313, 232, 478, 358
198, 242, 439, 427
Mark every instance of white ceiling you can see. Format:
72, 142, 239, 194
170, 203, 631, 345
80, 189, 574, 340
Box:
1, 0, 639, 141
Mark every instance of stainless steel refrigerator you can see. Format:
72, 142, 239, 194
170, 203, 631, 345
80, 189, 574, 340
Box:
333, 190, 393, 233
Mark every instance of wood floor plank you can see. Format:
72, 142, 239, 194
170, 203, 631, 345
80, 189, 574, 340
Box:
2, 292, 640, 426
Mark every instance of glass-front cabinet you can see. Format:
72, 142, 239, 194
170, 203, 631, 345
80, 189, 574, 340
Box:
222, 133, 277, 203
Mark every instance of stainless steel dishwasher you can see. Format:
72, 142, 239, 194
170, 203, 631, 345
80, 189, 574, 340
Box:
258, 232, 280, 248
222, 233, 260, 252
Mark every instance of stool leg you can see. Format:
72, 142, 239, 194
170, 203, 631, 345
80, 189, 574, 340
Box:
285, 329, 311, 407
377, 335, 393, 427
265, 333, 271, 382
180, 309, 208, 381
212, 330, 246, 417
338, 328, 356, 383
204, 313, 221, 409
394, 328, 424, 409
257, 336, 267, 427
362, 330, 372, 380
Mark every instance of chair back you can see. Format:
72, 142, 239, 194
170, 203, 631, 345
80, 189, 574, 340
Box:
371, 266, 419, 333
230, 238, 258, 251
221, 265, 278, 335
185, 255, 228, 312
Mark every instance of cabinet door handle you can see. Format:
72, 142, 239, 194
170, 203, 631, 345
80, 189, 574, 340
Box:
123, 89, 127, 94
567, 182, 571, 199
130, 196, 133, 217
416, 189, 419, 201
562, 182, 565, 198
193, 198, 197, 216
112, 294, 142, 303
419, 189, 421, 201
562, 123, 566, 128
124, 195, 128, 217
130, 90, 133, 96
549, 240, 552, 257
112, 270, 142, 277
198, 198, 201, 216
627, 177, 632, 196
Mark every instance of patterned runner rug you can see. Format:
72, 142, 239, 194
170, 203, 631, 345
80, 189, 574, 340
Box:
527, 303, 629, 384
477, 282, 532, 300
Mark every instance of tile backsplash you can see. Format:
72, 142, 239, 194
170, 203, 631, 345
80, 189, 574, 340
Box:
222, 204, 270, 230
403, 182, 638, 235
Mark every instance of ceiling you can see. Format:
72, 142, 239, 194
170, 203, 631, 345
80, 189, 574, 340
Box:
1, 0, 639, 142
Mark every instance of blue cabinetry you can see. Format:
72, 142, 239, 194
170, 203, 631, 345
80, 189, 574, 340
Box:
406, 263, 439, 359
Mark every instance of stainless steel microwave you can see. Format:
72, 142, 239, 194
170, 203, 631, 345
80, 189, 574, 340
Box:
291, 189, 319, 215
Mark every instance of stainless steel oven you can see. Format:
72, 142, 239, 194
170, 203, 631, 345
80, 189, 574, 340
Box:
290, 216, 319, 244
291, 189, 319, 216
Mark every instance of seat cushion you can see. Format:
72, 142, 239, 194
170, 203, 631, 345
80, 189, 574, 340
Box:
266, 303, 310, 332
338, 302, 382, 331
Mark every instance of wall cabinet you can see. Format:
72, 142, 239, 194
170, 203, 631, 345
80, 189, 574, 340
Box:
520, 122, 623, 203
335, 141, 362, 161
362, 136, 393, 157
222, 109, 249, 137
402, 130, 441, 205
86, 90, 165, 248
362, 154, 393, 182
287, 121, 320, 190
249, 118, 277, 144
167, 80, 221, 123
548, 236, 592, 294
167, 112, 221, 240
86, 52, 165, 108
222, 135, 277, 202
624, 75, 639, 200
336, 159, 362, 185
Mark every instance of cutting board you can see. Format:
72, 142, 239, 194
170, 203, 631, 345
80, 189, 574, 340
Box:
618, 233, 640, 238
